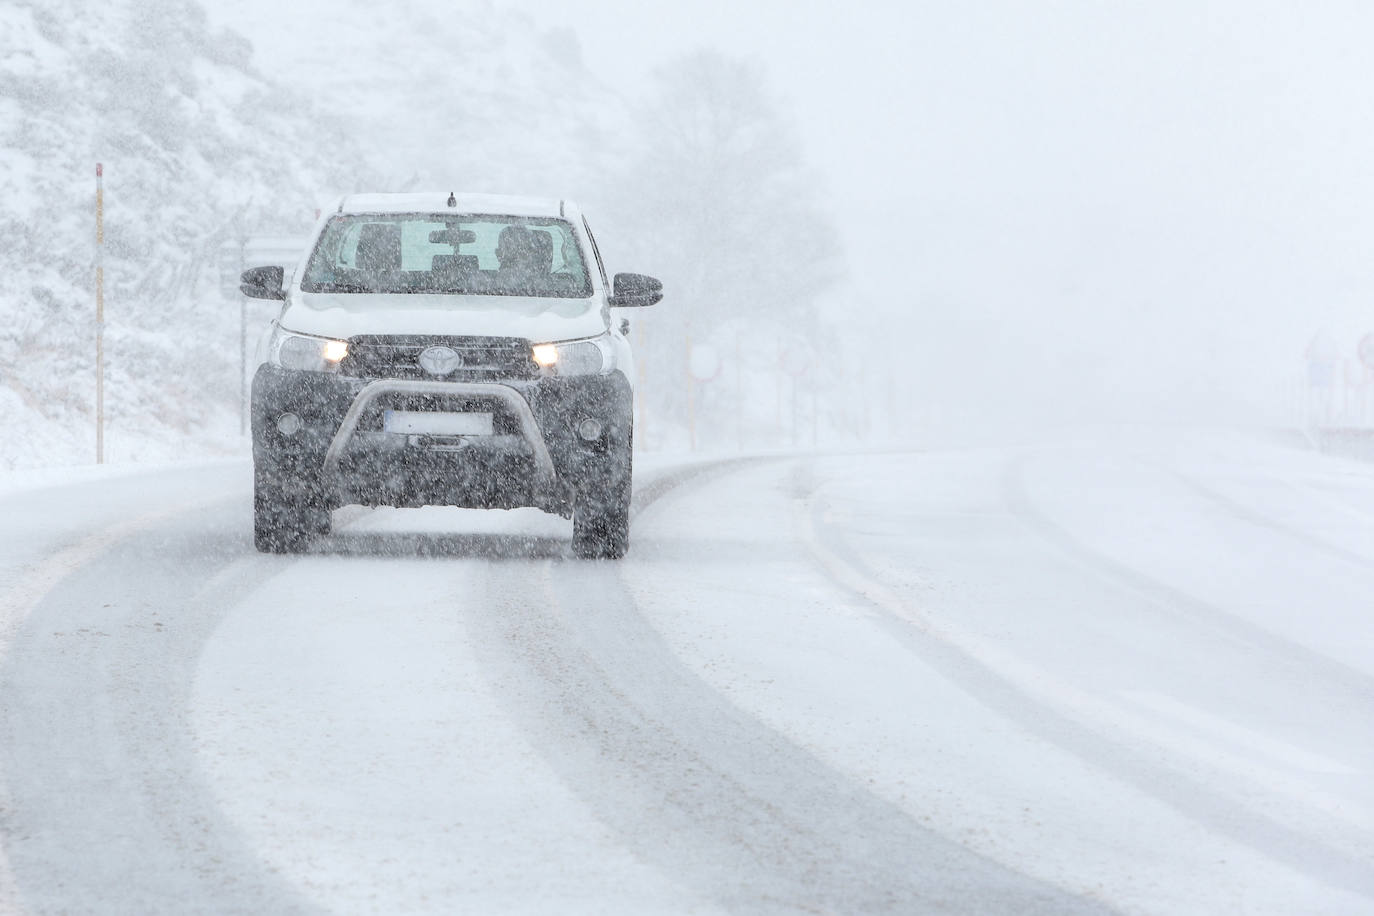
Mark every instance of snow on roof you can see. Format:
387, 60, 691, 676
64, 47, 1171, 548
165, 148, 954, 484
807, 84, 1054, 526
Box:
336, 192, 568, 218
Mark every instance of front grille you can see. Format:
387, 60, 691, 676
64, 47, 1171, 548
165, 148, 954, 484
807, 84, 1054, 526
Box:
340, 335, 538, 381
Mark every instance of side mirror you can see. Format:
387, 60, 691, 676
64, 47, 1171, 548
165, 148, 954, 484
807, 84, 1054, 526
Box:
240, 265, 285, 300
608, 272, 663, 308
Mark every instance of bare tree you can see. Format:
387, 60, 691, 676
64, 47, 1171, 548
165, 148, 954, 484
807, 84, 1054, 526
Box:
609, 50, 844, 449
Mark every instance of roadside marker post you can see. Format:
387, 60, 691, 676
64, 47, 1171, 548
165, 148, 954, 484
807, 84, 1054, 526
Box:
686, 340, 722, 452
634, 319, 647, 452
239, 238, 247, 437
779, 344, 811, 448
685, 328, 696, 451
95, 163, 105, 464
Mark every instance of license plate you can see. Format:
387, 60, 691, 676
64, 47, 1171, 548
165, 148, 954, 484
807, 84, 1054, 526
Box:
383, 410, 493, 436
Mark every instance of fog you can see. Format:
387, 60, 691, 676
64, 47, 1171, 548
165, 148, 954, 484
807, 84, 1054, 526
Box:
547, 1, 1374, 434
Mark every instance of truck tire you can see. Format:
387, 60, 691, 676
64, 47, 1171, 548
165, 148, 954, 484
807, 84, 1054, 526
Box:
254, 467, 331, 554
572, 440, 632, 560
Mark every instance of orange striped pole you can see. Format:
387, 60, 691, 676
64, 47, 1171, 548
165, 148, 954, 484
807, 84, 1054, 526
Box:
95, 163, 105, 464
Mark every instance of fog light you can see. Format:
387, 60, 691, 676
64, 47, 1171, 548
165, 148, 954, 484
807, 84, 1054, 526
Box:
576, 417, 603, 441
276, 412, 302, 436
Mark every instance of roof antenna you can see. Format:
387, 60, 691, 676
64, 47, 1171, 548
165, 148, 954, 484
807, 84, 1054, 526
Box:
446, 191, 457, 207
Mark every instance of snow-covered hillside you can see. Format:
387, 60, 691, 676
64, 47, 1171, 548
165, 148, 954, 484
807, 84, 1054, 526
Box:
0, 0, 361, 469
202, 0, 617, 197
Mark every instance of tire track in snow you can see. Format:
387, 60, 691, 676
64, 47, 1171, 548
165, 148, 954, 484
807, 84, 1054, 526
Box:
0, 491, 240, 661
0, 456, 757, 913
0, 489, 328, 915
463, 457, 1112, 916
0, 481, 244, 916
1004, 454, 1374, 706
793, 454, 1374, 903
1167, 468, 1374, 576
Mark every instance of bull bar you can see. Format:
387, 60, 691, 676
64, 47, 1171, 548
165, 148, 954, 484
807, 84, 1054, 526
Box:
321, 379, 558, 484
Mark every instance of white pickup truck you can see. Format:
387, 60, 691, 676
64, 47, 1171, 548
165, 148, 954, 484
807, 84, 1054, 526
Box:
240, 191, 662, 558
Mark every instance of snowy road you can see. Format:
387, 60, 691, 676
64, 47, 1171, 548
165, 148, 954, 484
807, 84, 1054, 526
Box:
0, 431, 1372, 914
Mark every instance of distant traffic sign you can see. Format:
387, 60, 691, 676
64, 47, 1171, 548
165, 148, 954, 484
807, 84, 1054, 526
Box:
779, 347, 810, 377
1359, 333, 1374, 370
689, 343, 721, 382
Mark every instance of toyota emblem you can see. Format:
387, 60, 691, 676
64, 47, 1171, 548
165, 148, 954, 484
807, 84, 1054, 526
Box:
418, 346, 462, 376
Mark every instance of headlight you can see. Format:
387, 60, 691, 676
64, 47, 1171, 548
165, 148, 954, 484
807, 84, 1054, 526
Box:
272, 329, 349, 372
530, 333, 612, 376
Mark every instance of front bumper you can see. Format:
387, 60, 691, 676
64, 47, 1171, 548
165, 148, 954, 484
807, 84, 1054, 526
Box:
251, 365, 632, 513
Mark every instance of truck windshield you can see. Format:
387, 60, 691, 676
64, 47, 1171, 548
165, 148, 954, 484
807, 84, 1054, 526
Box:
300, 214, 593, 298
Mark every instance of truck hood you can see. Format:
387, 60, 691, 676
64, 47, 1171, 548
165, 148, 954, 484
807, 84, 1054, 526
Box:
280, 291, 606, 342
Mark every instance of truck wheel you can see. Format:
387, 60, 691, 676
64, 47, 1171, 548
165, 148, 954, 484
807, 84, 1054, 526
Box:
572, 445, 632, 560
254, 468, 331, 554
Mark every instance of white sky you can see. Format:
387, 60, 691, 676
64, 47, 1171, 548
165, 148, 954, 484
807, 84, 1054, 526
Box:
541, 0, 1374, 425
